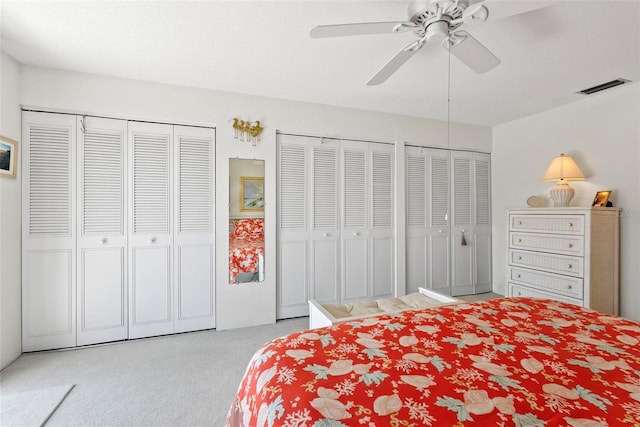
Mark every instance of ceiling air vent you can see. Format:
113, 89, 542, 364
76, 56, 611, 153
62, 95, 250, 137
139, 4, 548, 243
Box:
577, 78, 630, 95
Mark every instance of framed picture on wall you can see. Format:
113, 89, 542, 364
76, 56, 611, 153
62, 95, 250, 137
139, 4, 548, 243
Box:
240, 176, 264, 211
592, 190, 612, 207
0, 135, 18, 178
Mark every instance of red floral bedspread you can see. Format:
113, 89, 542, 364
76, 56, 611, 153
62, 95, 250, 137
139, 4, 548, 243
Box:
229, 218, 264, 283
229, 238, 264, 283
226, 297, 640, 426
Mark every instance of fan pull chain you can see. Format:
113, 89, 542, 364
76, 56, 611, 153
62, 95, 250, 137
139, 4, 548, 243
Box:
447, 37, 451, 151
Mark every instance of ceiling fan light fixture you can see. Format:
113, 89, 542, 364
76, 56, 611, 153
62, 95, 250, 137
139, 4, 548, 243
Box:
426, 20, 450, 42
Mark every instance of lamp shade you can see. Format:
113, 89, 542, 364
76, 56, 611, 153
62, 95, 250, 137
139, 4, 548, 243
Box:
541, 153, 585, 182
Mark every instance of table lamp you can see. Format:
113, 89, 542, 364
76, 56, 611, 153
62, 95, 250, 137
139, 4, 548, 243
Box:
541, 153, 585, 207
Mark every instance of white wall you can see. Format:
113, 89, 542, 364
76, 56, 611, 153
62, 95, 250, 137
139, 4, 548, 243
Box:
492, 83, 640, 321
0, 52, 22, 369
12, 65, 491, 332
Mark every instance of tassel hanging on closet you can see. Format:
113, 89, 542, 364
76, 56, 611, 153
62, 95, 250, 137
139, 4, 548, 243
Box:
461, 231, 467, 246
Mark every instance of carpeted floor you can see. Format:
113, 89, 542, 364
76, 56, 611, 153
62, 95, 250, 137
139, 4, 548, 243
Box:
0, 384, 74, 427
0, 317, 308, 426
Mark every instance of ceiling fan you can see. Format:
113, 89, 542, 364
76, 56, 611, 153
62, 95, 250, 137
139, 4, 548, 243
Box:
310, 0, 501, 86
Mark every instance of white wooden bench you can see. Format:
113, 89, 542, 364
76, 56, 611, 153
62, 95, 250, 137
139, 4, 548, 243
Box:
308, 288, 461, 329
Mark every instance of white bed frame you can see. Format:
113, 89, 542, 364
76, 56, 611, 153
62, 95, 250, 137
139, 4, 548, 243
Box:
308, 288, 460, 329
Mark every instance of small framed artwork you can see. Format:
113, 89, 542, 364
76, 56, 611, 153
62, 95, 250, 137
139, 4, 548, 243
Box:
592, 190, 612, 207
0, 135, 18, 178
240, 176, 264, 211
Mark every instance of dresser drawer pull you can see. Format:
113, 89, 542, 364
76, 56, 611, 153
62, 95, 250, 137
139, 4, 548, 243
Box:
518, 221, 522, 225
567, 285, 573, 290
516, 274, 521, 279
517, 256, 522, 261
568, 264, 573, 269
517, 238, 522, 243
568, 243, 573, 248
568, 223, 574, 228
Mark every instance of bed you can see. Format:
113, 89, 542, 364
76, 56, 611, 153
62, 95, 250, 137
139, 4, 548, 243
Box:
225, 297, 640, 426
229, 218, 264, 284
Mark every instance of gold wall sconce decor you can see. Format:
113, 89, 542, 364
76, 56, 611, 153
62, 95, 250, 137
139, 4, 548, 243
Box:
231, 118, 264, 146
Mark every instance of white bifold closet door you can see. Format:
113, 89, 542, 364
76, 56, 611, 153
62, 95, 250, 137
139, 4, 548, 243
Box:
369, 144, 395, 299
276, 136, 342, 315
77, 117, 128, 346
341, 142, 395, 303
310, 139, 341, 305
277, 137, 311, 319
128, 122, 174, 339
172, 125, 215, 333
22, 112, 77, 351
128, 122, 215, 339
277, 133, 394, 319
405, 148, 490, 296
405, 147, 450, 295
450, 151, 491, 295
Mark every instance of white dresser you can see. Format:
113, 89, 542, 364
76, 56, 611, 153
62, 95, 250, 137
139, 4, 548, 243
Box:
506, 207, 621, 315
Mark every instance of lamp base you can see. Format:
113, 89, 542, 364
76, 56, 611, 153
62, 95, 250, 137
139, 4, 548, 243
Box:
549, 182, 575, 207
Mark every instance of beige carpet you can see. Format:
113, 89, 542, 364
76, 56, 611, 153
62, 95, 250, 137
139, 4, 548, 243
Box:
0, 384, 74, 427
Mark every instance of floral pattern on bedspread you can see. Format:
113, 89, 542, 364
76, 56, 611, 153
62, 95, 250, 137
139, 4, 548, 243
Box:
226, 297, 640, 426
229, 238, 264, 283
229, 218, 264, 283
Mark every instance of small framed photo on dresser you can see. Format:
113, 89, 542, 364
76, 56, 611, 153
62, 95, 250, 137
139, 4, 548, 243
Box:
592, 190, 611, 207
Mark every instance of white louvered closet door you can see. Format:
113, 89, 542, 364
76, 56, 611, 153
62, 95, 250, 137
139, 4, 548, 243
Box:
77, 117, 128, 346
405, 147, 450, 295
370, 143, 394, 299
451, 151, 474, 295
128, 121, 174, 339
429, 149, 451, 295
310, 138, 340, 305
450, 151, 492, 295
173, 126, 215, 333
405, 148, 428, 294
341, 141, 369, 303
22, 111, 77, 351
277, 134, 310, 319
473, 153, 492, 293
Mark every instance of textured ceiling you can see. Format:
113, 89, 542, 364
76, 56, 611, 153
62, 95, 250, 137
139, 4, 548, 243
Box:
1, 1, 639, 126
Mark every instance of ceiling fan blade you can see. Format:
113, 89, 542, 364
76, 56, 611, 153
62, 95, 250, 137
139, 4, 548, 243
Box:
310, 21, 414, 38
367, 40, 424, 86
467, 0, 555, 22
448, 30, 500, 74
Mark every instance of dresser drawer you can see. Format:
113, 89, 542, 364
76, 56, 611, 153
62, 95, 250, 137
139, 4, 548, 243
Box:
508, 267, 583, 299
509, 283, 584, 307
509, 232, 584, 256
510, 214, 584, 235
509, 249, 583, 277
